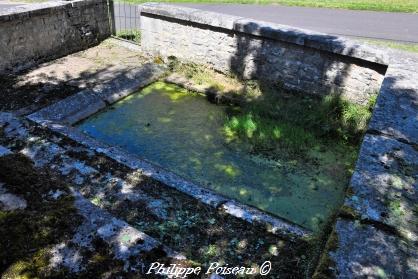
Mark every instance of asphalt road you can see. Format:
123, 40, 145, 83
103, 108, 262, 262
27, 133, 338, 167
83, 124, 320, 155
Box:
175, 3, 418, 43
2, 2, 418, 43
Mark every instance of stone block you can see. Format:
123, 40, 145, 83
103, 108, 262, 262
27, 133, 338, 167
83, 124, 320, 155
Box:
28, 90, 105, 125
329, 219, 418, 278
368, 66, 418, 145
345, 134, 418, 241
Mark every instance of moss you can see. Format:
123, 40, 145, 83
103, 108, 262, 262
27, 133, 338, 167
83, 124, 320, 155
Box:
0, 154, 81, 276
169, 60, 243, 94
339, 205, 359, 219
312, 228, 339, 279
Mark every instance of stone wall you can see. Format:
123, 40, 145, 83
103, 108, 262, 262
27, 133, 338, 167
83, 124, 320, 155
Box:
140, 3, 388, 104
0, 0, 110, 74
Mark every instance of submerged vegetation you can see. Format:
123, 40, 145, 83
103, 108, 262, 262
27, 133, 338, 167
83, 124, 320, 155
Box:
223, 84, 376, 155
170, 60, 376, 157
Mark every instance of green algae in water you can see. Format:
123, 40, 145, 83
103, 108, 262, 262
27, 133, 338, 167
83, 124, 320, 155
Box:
77, 82, 353, 231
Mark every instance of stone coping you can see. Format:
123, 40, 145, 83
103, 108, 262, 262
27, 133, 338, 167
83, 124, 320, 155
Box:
317, 48, 418, 276
0, 0, 105, 22
27, 63, 310, 240
139, 3, 389, 66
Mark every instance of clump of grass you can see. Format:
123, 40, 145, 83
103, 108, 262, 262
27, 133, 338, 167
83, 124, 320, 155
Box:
223, 82, 376, 154
168, 58, 242, 93
360, 39, 418, 54
115, 29, 141, 44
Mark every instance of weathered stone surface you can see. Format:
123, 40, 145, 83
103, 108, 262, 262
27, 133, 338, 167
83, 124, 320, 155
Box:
345, 134, 418, 241
72, 191, 184, 262
368, 66, 418, 145
27, 90, 106, 125
27, 63, 165, 125
0, 0, 110, 73
0, 145, 12, 157
140, 2, 242, 30
140, 3, 386, 104
221, 200, 309, 238
330, 219, 418, 278
0, 183, 27, 211
95, 63, 166, 104
20, 140, 65, 167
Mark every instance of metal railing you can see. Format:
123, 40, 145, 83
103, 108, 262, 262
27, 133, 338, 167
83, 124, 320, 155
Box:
108, 0, 141, 44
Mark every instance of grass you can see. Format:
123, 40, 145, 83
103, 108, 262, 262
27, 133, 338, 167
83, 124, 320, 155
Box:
359, 38, 418, 54
222, 82, 376, 154
118, 0, 418, 13
115, 29, 141, 44
168, 60, 376, 155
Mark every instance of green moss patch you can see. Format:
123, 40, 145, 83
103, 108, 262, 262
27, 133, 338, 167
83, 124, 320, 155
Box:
0, 154, 80, 277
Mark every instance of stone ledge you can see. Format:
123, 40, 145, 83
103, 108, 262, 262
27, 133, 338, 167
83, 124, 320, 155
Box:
35, 123, 309, 240
140, 3, 389, 65
328, 219, 418, 278
0, 145, 12, 157
344, 134, 418, 242
28, 90, 106, 126
368, 66, 418, 146
28, 63, 166, 125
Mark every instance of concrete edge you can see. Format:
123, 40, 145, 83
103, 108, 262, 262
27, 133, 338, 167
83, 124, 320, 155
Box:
139, 2, 389, 65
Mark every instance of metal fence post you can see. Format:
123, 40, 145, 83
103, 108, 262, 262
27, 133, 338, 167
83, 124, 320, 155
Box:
108, 0, 116, 35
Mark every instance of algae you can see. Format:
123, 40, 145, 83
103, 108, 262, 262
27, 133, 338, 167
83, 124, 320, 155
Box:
77, 81, 366, 232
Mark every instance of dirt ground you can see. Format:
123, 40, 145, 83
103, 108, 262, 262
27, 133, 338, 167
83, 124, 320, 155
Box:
0, 39, 151, 113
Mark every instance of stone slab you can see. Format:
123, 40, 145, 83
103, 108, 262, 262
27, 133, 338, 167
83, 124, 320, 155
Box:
330, 219, 418, 278
368, 66, 418, 146
72, 190, 184, 262
27, 90, 106, 125
96, 63, 166, 104
27, 63, 166, 125
345, 134, 418, 242
0, 145, 12, 157
140, 3, 242, 30
222, 200, 309, 239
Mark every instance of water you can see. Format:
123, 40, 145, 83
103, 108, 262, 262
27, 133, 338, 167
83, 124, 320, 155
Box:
77, 82, 351, 231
